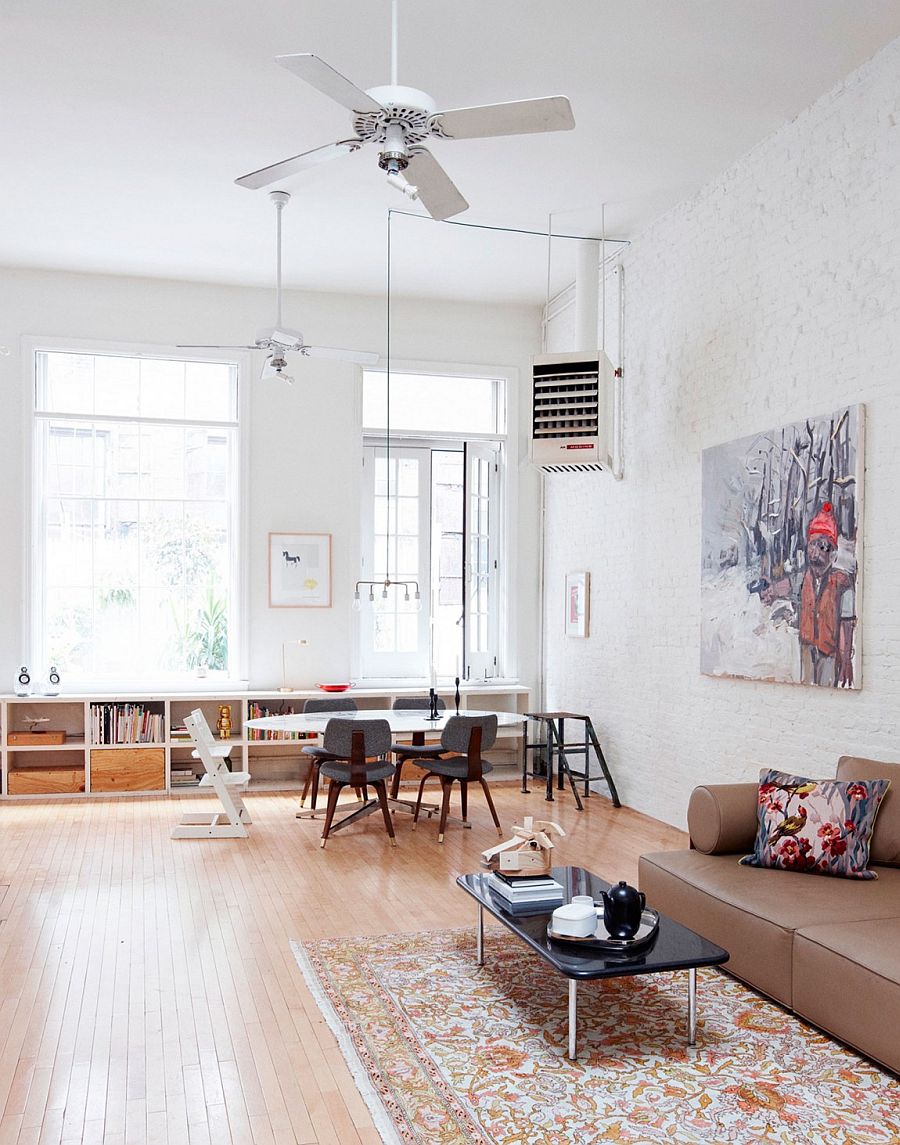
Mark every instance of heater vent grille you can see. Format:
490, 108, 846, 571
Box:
532, 358, 599, 440
530, 351, 614, 472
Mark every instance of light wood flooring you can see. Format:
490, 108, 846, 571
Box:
0, 782, 686, 1145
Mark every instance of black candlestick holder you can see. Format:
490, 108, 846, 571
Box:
454, 676, 461, 715
426, 687, 441, 720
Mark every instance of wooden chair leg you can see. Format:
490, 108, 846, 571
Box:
437, 778, 454, 843
320, 779, 343, 849
300, 762, 313, 807
309, 763, 321, 811
480, 778, 503, 836
390, 758, 404, 799
373, 780, 397, 847
412, 773, 432, 829
460, 780, 468, 823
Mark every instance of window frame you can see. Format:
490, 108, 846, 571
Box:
23, 336, 251, 691
356, 360, 513, 685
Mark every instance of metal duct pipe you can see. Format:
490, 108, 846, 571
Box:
574, 240, 600, 352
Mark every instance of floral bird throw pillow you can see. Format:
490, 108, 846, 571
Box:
741, 768, 890, 879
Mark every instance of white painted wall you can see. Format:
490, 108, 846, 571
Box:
542, 37, 900, 827
0, 268, 542, 693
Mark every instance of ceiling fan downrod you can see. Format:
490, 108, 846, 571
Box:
269, 190, 290, 330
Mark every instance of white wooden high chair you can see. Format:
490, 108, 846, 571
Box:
171, 709, 252, 839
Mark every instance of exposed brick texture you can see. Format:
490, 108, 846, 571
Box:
542, 38, 900, 828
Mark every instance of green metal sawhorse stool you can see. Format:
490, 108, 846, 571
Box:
521, 711, 621, 811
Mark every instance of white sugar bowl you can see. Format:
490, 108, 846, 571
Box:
552, 900, 598, 938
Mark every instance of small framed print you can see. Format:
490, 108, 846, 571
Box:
269, 533, 332, 608
565, 571, 590, 637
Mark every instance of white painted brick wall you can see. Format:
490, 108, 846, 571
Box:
542, 37, 900, 829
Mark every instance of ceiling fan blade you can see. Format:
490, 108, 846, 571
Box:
429, 95, 575, 140
302, 345, 380, 364
275, 53, 384, 114
176, 344, 258, 351
235, 138, 362, 190
404, 148, 469, 221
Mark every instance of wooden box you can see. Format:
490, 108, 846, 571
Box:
8, 730, 67, 745
90, 748, 165, 792
8, 766, 85, 795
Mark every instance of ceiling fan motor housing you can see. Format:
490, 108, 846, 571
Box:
255, 326, 304, 349
356, 85, 437, 153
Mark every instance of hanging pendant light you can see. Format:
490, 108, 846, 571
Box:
354, 211, 421, 612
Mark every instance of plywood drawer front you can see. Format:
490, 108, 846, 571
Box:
8, 767, 85, 795
90, 748, 165, 791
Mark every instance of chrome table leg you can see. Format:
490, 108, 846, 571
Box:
688, 967, 697, 1045
568, 979, 578, 1060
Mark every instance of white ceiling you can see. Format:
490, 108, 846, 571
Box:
2, 1, 899, 304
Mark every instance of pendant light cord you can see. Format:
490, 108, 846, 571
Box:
385, 207, 392, 582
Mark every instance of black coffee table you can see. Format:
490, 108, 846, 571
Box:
457, 865, 729, 1060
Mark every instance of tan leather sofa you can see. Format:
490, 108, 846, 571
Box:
639, 755, 900, 1074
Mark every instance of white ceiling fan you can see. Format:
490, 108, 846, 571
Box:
235, 0, 575, 220
179, 190, 378, 381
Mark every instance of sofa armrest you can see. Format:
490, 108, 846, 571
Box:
688, 783, 759, 854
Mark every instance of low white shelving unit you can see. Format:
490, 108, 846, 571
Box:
0, 685, 530, 799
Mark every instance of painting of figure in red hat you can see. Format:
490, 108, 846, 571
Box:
701, 406, 863, 688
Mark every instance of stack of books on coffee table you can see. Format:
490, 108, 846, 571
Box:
486, 872, 565, 914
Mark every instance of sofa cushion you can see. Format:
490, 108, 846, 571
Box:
687, 783, 758, 855
639, 850, 900, 1008
793, 917, 900, 1074
740, 770, 889, 879
837, 756, 900, 867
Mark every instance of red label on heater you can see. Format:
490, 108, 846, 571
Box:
564, 443, 594, 450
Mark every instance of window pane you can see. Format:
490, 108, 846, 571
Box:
46, 586, 93, 675
397, 457, 418, 496
396, 536, 418, 573
140, 425, 185, 498
94, 356, 140, 418
396, 613, 417, 652
363, 371, 499, 434
141, 359, 185, 420
397, 498, 418, 535
38, 352, 94, 414
184, 361, 235, 421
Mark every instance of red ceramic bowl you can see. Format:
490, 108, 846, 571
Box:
316, 683, 354, 693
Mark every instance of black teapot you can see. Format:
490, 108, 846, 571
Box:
600, 881, 646, 940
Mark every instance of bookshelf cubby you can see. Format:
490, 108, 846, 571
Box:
0, 685, 529, 798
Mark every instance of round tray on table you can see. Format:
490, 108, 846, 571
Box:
547, 907, 660, 953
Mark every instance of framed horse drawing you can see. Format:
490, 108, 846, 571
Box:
268, 532, 332, 607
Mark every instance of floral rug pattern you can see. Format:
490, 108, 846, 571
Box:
294, 927, 900, 1145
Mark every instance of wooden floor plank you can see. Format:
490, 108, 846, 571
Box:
0, 785, 685, 1142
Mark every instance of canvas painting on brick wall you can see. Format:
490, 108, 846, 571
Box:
701, 405, 864, 689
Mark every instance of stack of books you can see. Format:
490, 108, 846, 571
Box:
486, 872, 565, 914
170, 767, 199, 788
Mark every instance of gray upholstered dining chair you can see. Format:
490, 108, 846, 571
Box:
389, 695, 446, 801
300, 696, 359, 812
410, 714, 502, 843
318, 718, 396, 848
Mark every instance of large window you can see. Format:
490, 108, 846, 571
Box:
30, 348, 241, 684
359, 369, 505, 681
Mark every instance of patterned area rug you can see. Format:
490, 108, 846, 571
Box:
293, 927, 900, 1145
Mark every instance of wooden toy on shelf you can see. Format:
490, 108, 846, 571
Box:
216, 704, 233, 740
